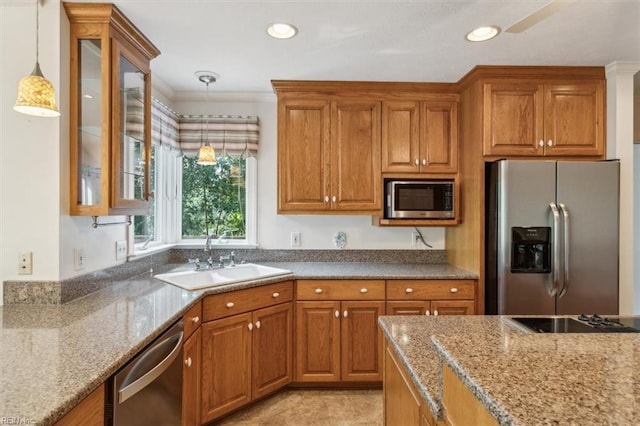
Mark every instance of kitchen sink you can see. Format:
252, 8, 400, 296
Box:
154, 263, 292, 290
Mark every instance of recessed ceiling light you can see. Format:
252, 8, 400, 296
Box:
465, 26, 501, 42
267, 22, 298, 40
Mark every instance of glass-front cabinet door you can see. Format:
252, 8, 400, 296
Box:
65, 3, 160, 216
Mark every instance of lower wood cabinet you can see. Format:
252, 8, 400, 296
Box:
200, 301, 292, 423
295, 280, 385, 383
54, 383, 104, 426
183, 327, 201, 426
442, 364, 498, 426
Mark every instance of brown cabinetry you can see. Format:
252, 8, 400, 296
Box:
483, 80, 604, 158
276, 94, 381, 214
55, 383, 104, 426
182, 302, 202, 426
200, 282, 293, 423
295, 280, 385, 383
386, 280, 476, 316
382, 99, 458, 173
65, 3, 160, 216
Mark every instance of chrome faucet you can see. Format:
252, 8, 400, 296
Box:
204, 235, 215, 268
218, 251, 236, 268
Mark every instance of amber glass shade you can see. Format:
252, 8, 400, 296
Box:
14, 62, 60, 117
197, 144, 216, 165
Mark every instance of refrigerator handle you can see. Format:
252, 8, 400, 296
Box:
549, 203, 561, 297
558, 204, 570, 298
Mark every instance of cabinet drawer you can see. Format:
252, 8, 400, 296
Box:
296, 280, 385, 300
203, 281, 293, 322
183, 301, 202, 340
386, 280, 475, 300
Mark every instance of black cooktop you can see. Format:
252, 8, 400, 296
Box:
510, 315, 640, 333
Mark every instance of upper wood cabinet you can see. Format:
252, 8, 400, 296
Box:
482, 79, 605, 157
382, 99, 458, 173
276, 94, 381, 214
65, 3, 160, 216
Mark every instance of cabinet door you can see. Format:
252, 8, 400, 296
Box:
543, 82, 604, 157
384, 345, 421, 426
182, 328, 201, 426
432, 300, 475, 316
341, 300, 385, 382
331, 100, 381, 212
420, 101, 458, 172
386, 300, 431, 316
277, 99, 331, 212
252, 302, 293, 399
295, 301, 341, 382
483, 82, 544, 157
201, 313, 252, 423
381, 101, 420, 173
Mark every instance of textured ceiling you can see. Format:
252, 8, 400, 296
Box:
64, 0, 640, 98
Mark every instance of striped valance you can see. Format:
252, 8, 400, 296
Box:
151, 99, 181, 150
178, 115, 260, 158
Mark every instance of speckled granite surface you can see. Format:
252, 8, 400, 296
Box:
380, 315, 640, 426
1, 260, 475, 424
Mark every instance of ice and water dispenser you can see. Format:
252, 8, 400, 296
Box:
511, 227, 551, 273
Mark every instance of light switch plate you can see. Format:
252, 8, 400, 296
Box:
74, 248, 86, 271
116, 240, 127, 260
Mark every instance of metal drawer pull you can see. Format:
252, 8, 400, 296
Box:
315, 288, 323, 294
191, 316, 200, 324
343, 310, 348, 318
226, 302, 235, 308
184, 357, 192, 367
272, 292, 280, 298
422, 158, 427, 166
434, 310, 439, 316
425, 310, 430, 316
538, 140, 544, 147
360, 288, 368, 294
414, 158, 419, 166
405, 288, 414, 294
335, 310, 340, 318
332, 196, 337, 202
248, 322, 253, 331
324, 196, 329, 203
547, 139, 553, 147
450, 288, 458, 293
255, 320, 261, 329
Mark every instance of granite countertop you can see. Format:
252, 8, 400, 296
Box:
379, 315, 640, 425
1, 261, 476, 425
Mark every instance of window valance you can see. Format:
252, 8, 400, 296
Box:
178, 115, 260, 158
151, 99, 260, 158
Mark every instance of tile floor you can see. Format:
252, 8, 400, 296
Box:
214, 389, 383, 425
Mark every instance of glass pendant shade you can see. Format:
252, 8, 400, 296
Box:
14, 62, 60, 117
197, 144, 216, 165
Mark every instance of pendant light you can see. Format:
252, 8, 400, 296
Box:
196, 73, 217, 165
14, 0, 60, 117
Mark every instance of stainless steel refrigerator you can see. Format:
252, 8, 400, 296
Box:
485, 159, 619, 315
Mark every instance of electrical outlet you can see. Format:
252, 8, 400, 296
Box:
74, 248, 86, 271
19, 252, 33, 275
116, 240, 127, 260
291, 232, 301, 247
411, 231, 421, 247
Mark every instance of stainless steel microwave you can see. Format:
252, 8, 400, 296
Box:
385, 179, 455, 219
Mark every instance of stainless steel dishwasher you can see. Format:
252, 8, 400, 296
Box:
107, 319, 183, 425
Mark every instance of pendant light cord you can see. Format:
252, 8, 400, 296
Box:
35, 0, 40, 64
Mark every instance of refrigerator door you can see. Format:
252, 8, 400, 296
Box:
555, 161, 619, 315
496, 160, 558, 315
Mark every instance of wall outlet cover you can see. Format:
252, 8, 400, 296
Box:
116, 240, 127, 260
19, 252, 33, 275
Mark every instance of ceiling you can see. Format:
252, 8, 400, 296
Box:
65, 0, 640, 98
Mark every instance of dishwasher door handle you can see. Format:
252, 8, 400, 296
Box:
118, 330, 184, 403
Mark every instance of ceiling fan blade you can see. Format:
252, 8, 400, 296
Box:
505, 0, 576, 34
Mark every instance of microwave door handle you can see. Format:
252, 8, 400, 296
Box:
549, 202, 560, 297
558, 204, 569, 298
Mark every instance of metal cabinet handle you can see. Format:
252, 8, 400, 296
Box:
332, 196, 337, 202
425, 310, 430, 316
434, 310, 439, 316
255, 320, 261, 329
191, 316, 200, 324
324, 196, 329, 203
335, 310, 340, 318
343, 310, 348, 318
405, 288, 414, 294
184, 357, 192, 367
422, 158, 427, 166
226, 302, 235, 308
450, 288, 458, 293
360, 288, 368, 294
414, 158, 419, 166
272, 292, 280, 298
538, 140, 544, 147
315, 288, 323, 294
248, 322, 253, 331
547, 139, 553, 147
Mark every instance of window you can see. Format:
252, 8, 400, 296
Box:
133, 144, 156, 246
181, 154, 252, 242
